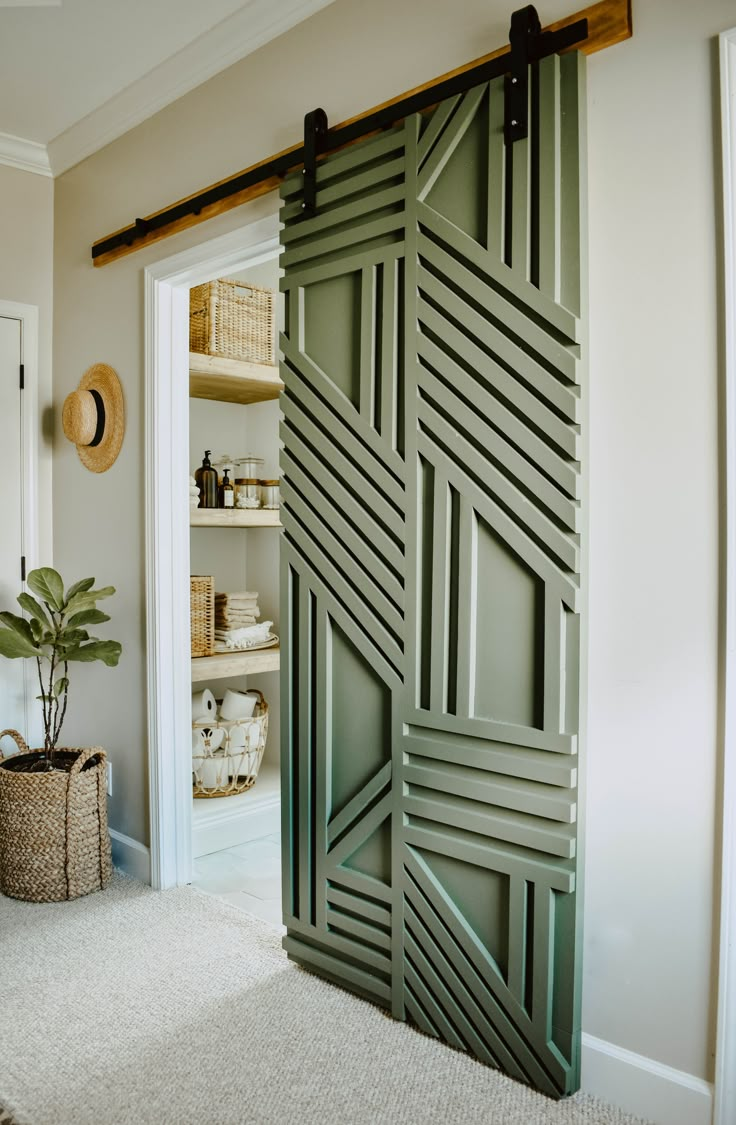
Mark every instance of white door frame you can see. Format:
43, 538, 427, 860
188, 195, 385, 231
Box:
0, 299, 43, 749
143, 215, 280, 891
715, 26, 736, 1125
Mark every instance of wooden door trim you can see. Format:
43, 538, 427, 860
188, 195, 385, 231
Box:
143, 216, 280, 890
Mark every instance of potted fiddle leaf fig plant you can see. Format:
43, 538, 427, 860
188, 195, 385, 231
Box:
0, 567, 122, 903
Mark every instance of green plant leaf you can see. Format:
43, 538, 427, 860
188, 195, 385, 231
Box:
0, 627, 42, 659
17, 592, 51, 628
0, 611, 37, 648
57, 628, 90, 647
36, 693, 51, 703
29, 617, 42, 640
64, 587, 116, 618
27, 568, 65, 611
65, 639, 122, 667
64, 577, 95, 603
66, 608, 111, 628
53, 676, 69, 698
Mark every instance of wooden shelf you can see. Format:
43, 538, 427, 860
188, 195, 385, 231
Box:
191, 645, 280, 683
190, 508, 281, 528
189, 352, 283, 405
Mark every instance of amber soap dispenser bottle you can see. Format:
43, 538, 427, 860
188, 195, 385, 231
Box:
195, 450, 218, 509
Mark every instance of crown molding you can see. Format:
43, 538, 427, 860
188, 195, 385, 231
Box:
48, 0, 337, 176
0, 130, 52, 177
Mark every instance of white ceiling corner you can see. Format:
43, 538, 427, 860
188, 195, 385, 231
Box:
0, 130, 52, 176
47, 0, 337, 176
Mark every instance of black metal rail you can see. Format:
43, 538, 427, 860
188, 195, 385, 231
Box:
91, 6, 586, 260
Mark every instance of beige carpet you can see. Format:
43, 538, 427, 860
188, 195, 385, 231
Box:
0, 874, 650, 1125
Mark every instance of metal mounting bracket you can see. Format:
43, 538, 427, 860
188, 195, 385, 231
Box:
505, 5, 541, 145
302, 107, 329, 217
504, 4, 588, 146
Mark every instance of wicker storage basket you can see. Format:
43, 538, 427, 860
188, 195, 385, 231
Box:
192, 690, 268, 798
191, 575, 214, 657
0, 730, 113, 903
189, 278, 275, 365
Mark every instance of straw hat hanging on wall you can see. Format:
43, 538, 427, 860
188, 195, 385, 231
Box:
62, 363, 125, 473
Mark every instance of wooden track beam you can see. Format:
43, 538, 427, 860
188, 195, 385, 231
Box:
91, 0, 631, 267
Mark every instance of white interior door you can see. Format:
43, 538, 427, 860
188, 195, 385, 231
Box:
0, 315, 26, 744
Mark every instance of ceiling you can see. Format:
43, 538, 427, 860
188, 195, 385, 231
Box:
0, 0, 336, 176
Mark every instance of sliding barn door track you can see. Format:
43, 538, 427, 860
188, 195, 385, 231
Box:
91, 0, 632, 265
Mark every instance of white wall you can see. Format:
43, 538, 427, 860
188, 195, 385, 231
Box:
0, 162, 54, 567
50, 0, 731, 1104
584, 0, 724, 1084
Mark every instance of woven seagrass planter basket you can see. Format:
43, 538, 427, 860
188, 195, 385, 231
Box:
0, 729, 113, 903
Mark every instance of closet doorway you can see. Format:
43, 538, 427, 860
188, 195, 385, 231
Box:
144, 213, 282, 894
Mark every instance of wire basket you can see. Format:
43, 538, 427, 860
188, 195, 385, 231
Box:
189, 278, 275, 365
192, 690, 268, 798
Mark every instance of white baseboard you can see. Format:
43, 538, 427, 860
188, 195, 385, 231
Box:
582, 1032, 713, 1125
110, 829, 151, 885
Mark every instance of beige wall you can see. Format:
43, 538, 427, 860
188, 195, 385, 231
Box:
0, 163, 54, 566
52, 0, 731, 1084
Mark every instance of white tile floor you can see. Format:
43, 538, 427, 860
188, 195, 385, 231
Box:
192, 833, 284, 929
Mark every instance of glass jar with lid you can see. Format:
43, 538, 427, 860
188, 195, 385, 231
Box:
260, 480, 280, 510
234, 455, 264, 479
234, 479, 261, 509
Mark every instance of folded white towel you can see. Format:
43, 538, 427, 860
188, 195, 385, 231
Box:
215, 621, 272, 643
216, 591, 259, 601
214, 612, 261, 621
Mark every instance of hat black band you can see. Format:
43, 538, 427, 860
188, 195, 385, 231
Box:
88, 389, 106, 447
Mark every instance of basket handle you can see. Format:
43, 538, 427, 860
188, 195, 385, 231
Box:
69, 746, 106, 777
0, 729, 30, 763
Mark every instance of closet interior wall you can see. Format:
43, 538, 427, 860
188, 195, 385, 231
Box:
189, 254, 283, 855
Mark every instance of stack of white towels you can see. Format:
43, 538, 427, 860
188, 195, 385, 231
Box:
215, 591, 272, 651
189, 475, 200, 509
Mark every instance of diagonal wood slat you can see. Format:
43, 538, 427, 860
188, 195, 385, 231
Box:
281, 454, 405, 609
417, 84, 488, 200
417, 350, 581, 530
327, 761, 392, 849
418, 199, 580, 345
328, 791, 393, 871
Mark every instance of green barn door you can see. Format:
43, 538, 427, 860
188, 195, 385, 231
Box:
280, 52, 586, 1097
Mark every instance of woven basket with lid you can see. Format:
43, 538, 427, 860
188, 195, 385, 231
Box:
0, 730, 113, 903
189, 278, 275, 365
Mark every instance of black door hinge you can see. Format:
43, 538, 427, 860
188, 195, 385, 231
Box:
20, 556, 26, 582
19, 363, 24, 390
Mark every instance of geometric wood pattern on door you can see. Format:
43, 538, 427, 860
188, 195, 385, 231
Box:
280, 51, 586, 1096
